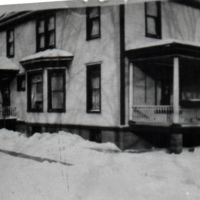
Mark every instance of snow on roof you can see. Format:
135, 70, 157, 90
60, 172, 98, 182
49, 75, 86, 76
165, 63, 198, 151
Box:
0, 57, 19, 70
21, 49, 73, 62
128, 39, 200, 50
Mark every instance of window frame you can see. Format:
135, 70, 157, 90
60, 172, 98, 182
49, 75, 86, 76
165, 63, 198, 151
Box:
145, 2, 161, 39
86, 7, 101, 40
7, 28, 15, 58
17, 74, 26, 92
47, 69, 66, 113
86, 63, 101, 113
36, 14, 56, 52
27, 70, 44, 112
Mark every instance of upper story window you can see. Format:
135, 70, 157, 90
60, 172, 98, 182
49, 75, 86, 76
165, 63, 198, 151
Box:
87, 63, 101, 113
48, 69, 65, 112
27, 70, 43, 112
36, 15, 55, 52
145, 2, 161, 38
7, 29, 14, 57
86, 7, 101, 40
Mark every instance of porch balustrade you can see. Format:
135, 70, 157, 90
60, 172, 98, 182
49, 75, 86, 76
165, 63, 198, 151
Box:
0, 107, 17, 119
132, 106, 200, 124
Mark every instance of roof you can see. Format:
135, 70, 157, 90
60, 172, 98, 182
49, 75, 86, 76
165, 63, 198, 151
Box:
0, 0, 168, 15
20, 49, 74, 69
21, 49, 73, 62
0, 57, 19, 71
126, 39, 200, 61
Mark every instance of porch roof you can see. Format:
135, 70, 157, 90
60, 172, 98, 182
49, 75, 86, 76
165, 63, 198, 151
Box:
126, 39, 200, 61
0, 57, 19, 71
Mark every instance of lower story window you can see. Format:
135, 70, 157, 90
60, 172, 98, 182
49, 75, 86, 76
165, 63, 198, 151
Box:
87, 64, 101, 113
48, 69, 65, 112
28, 71, 43, 112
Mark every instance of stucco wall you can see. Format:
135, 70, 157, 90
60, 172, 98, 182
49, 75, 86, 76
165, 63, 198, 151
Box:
0, 6, 121, 127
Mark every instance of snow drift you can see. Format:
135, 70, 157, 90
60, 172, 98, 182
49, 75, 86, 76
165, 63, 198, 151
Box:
0, 129, 200, 200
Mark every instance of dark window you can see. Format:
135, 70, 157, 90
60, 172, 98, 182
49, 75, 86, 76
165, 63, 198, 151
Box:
0, 79, 10, 107
86, 7, 101, 40
27, 71, 43, 112
17, 74, 26, 91
48, 69, 65, 112
145, 2, 161, 38
90, 129, 101, 143
36, 15, 55, 52
87, 64, 101, 113
7, 29, 14, 57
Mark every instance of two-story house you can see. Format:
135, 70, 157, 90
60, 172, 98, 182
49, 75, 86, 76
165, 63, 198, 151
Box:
0, 0, 200, 153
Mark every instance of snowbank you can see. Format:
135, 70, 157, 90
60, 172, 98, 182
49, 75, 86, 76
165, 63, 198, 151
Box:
0, 129, 200, 200
0, 129, 120, 164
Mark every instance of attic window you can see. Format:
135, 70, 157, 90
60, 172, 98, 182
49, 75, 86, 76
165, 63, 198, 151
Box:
145, 2, 161, 38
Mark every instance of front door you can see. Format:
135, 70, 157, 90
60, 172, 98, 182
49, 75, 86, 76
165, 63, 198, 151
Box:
161, 80, 171, 105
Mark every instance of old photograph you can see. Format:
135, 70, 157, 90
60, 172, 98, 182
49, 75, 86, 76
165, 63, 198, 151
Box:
0, 0, 200, 199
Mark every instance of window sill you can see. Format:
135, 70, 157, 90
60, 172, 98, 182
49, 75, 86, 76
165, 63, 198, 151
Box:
48, 109, 66, 113
87, 110, 101, 114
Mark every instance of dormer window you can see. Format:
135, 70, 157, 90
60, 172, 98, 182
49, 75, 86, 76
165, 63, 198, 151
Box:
36, 15, 55, 52
145, 2, 161, 38
7, 29, 14, 57
86, 7, 101, 40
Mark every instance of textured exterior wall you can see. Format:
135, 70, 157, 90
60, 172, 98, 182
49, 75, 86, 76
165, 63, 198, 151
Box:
0, 6, 121, 127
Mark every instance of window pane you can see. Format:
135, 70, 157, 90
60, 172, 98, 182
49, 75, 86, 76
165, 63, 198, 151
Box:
89, 7, 99, 18
39, 35, 45, 48
92, 89, 100, 110
9, 43, 14, 56
48, 16, 55, 31
51, 74, 63, 90
91, 18, 99, 37
48, 32, 55, 47
147, 17, 157, 35
146, 2, 158, 16
49, 70, 65, 111
87, 65, 100, 112
30, 74, 43, 110
51, 92, 64, 109
92, 73, 99, 89
38, 20, 45, 33
31, 74, 42, 84
8, 31, 14, 42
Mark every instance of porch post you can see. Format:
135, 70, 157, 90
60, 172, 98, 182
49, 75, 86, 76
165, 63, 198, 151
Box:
129, 62, 134, 120
171, 57, 182, 154
173, 57, 180, 123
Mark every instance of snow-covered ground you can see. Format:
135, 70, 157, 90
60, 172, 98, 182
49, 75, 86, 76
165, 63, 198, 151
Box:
0, 129, 200, 200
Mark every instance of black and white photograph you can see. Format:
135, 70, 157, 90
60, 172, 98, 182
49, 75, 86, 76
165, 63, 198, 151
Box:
0, 0, 200, 199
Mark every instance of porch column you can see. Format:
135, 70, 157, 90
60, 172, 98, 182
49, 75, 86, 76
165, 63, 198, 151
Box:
129, 62, 134, 120
171, 57, 182, 154
173, 57, 180, 123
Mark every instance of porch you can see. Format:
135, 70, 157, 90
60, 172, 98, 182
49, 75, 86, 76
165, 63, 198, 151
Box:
126, 40, 200, 153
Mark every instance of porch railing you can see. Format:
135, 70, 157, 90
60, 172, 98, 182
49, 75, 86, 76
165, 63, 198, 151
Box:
0, 107, 17, 119
132, 106, 200, 124
132, 106, 173, 124
179, 108, 200, 123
